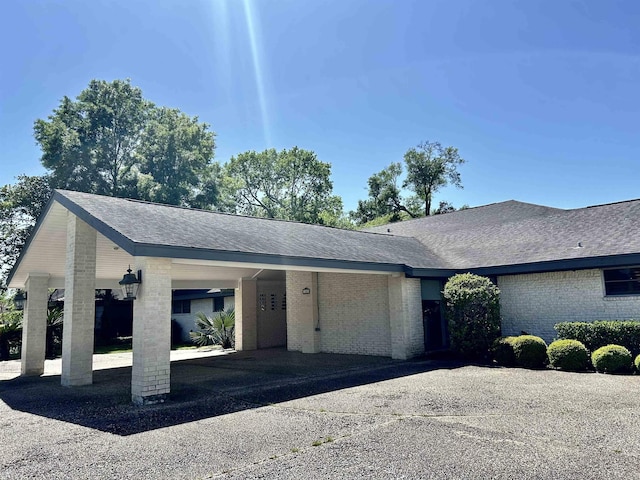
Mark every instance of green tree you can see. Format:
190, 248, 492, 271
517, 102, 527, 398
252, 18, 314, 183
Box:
0, 175, 52, 286
136, 107, 216, 207
403, 141, 465, 216
225, 147, 346, 225
34, 79, 148, 197
350, 163, 419, 225
32, 78, 218, 205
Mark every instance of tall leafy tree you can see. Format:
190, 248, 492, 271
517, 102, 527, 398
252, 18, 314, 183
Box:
403, 141, 465, 216
34, 79, 148, 197
32, 78, 218, 205
351, 163, 418, 225
136, 107, 216, 207
225, 147, 346, 225
0, 175, 52, 287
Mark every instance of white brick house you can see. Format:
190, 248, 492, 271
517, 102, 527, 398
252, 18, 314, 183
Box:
8, 190, 640, 404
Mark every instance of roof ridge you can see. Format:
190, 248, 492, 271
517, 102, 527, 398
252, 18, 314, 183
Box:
582, 198, 640, 209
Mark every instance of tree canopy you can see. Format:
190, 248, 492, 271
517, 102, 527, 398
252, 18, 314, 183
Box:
403, 141, 465, 216
33, 79, 217, 205
350, 163, 419, 226
224, 147, 347, 226
351, 140, 466, 226
0, 175, 52, 286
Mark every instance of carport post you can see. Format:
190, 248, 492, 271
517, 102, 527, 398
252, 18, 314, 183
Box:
20, 273, 49, 376
131, 257, 172, 405
61, 214, 96, 386
235, 278, 257, 350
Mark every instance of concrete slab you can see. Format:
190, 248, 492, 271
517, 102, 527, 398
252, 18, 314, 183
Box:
1, 349, 639, 479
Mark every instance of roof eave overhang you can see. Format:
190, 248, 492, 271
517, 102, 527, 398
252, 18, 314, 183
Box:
408, 253, 640, 279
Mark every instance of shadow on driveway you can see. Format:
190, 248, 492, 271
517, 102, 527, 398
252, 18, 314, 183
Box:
0, 348, 463, 436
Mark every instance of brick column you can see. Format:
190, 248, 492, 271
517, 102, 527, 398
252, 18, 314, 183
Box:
20, 273, 49, 376
286, 271, 320, 354
235, 278, 257, 351
61, 214, 96, 386
388, 275, 424, 360
131, 257, 172, 405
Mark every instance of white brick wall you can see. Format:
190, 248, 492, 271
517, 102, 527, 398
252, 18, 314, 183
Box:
318, 273, 392, 357
61, 214, 96, 387
286, 271, 320, 353
132, 257, 172, 405
499, 269, 640, 342
21, 274, 49, 376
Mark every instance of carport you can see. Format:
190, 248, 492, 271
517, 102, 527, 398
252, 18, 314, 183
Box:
8, 190, 431, 404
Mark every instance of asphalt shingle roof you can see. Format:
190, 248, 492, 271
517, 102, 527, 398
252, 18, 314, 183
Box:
55, 190, 447, 270
48, 191, 640, 275
366, 199, 640, 270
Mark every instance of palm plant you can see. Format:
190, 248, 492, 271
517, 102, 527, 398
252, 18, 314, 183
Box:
190, 308, 235, 349
0, 311, 22, 361
46, 306, 64, 358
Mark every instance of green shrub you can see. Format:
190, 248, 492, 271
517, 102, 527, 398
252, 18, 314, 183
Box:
635, 354, 640, 373
443, 273, 501, 359
555, 321, 640, 356
591, 345, 632, 374
510, 335, 547, 368
547, 339, 590, 371
491, 337, 516, 366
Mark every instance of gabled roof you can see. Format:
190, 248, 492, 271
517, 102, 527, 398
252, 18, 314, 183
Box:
8, 191, 640, 288
366, 199, 640, 275
7, 190, 448, 288
54, 189, 448, 270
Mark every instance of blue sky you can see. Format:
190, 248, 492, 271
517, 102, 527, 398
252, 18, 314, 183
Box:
1, 0, 639, 213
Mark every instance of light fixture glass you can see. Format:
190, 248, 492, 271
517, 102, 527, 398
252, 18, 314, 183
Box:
14, 290, 27, 310
119, 266, 141, 300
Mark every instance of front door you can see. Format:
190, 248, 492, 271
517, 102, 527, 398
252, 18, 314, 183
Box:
421, 279, 448, 351
423, 300, 446, 350
256, 281, 287, 348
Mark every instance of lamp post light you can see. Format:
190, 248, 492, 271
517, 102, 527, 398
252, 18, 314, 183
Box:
14, 291, 27, 310
119, 266, 142, 301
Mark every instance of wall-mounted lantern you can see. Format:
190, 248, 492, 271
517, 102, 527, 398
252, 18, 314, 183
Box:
119, 266, 142, 301
302, 287, 311, 295
14, 291, 27, 310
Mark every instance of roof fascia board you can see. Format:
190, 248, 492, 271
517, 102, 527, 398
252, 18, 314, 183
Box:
53, 191, 137, 253
134, 243, 407, 274
408, 254, 640, 279
468, 254, 640, 276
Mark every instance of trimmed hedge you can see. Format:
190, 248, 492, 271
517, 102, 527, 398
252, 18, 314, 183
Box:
554, 321, 640, 356
493, 335, 547, 368
443, 273, 501, 359
547, 339, 590, 371
511, 335, 548, 368
492, 337, 516, 366
591, 345, 632, 374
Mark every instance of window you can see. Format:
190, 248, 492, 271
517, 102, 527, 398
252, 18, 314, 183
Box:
603, 267, 640, 296
213, 297, 224, 312
172, 299, 191, 314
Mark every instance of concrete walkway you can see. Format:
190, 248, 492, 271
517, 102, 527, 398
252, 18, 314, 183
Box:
1, 350, 640, 479
0, 347, 229, 380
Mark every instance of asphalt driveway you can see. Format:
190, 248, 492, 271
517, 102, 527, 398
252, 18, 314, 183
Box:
1, 349, 639, 479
